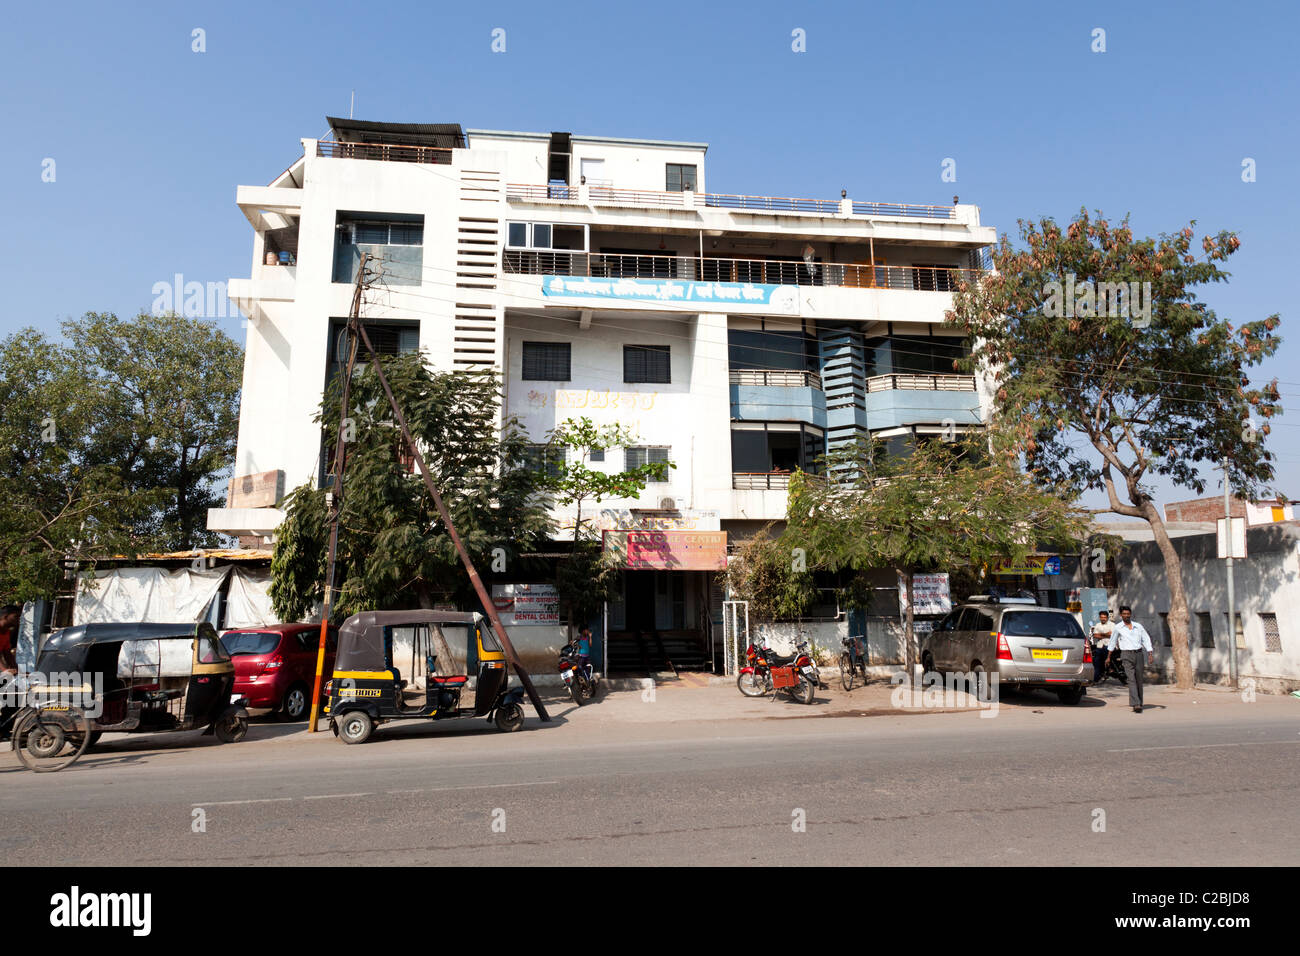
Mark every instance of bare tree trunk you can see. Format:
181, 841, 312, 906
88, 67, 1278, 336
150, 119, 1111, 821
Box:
897, 567, 916, 678
1142, 501, 1194, 689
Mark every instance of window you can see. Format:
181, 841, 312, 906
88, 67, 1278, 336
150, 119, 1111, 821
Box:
525, 444, 565, 479
334, 213, 424, 286
1159, 613, 1172, 647
728, 329, 817, 372
730, 422, 825, 476
625, 446, 671, 481
624, 345, 671, 383
521, 342, 571, 381
588, 448, 605, 463
1261, 613, 1282, 653
865, 335, 969, 377
505, 221, 578, 250
1196, 612, 1215, 648
666, 163, 697, 192
1223, 612, 1245, 649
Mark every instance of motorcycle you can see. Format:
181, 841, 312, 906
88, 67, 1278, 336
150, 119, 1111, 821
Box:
736, 637, 820, 704
558, 641, 597, 705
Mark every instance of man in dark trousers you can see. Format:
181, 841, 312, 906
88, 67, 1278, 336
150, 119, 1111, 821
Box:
1111, 605, 1153, 712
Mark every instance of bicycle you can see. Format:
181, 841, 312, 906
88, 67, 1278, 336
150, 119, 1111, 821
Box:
838, 634, 869, 691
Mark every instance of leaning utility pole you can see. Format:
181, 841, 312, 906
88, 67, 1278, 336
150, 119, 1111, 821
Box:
352, 315, 550, 721
306, 253, 551, 728
307, 253, 372, 731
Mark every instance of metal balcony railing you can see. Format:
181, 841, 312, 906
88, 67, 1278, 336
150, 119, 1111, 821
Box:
865, 373, 977, 392
506, 184, 959, 219
317, 140, 453, 165
503, 250, 981, 291
733, 472, 792, 490
729, 369, 822, 390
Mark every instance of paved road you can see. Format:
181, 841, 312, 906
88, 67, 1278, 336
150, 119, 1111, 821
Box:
3, 683, 1297, 866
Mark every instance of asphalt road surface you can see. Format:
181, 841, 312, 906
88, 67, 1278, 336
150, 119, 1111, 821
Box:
4, 685, 1297, 866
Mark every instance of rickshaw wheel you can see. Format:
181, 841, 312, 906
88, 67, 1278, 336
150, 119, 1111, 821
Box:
14, 709, 91, 773
494, 702, 524, 733
338, 710, 373, 744
214, 711, 249, 744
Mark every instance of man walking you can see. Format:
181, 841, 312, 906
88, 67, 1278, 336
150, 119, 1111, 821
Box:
1112, 606, 1153, 712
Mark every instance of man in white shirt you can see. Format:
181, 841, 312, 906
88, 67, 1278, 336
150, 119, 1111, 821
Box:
1090, 610, 1114, 684
1112, 605, 1153, 712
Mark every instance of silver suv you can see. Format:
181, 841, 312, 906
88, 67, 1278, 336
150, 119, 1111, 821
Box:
920, 597, 1090, 704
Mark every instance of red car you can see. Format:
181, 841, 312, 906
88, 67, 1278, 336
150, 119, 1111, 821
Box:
220, 624, 337, 721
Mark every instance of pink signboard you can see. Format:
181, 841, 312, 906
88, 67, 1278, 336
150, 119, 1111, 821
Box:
602, 531, 728, 570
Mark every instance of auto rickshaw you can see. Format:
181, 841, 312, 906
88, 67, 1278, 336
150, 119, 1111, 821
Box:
324, 610, 527, 744
5, 621, 250, 772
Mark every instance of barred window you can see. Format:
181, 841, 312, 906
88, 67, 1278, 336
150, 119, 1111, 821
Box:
1196, 612, 1215, 648
1224, 612, 1245, 650
1261, 613, 1282, 653
625, 446, 671, 482
624, 345, 670, 383
521, 341, 571, 381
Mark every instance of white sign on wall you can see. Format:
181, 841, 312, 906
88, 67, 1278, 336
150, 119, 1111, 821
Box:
491, 583, 560, 626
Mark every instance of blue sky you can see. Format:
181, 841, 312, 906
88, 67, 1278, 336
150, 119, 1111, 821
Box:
3, 0, 1297, 505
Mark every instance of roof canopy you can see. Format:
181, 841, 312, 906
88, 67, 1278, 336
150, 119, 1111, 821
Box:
325, 117, 466, 149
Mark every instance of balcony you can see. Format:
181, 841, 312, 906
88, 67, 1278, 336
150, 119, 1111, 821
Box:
730, 369, 822, 389
317, 140, 452, 165
507, 184, 957, 220
504, 250, 980, 291
733, 472, 792, 490
866, 373, 976, 392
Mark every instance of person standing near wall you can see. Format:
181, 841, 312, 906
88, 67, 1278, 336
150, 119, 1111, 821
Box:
1090, 610, 1114, 683
1112, 606, 1153, 713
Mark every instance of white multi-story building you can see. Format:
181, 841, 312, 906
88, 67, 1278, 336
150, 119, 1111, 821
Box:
211, 117, 996, 670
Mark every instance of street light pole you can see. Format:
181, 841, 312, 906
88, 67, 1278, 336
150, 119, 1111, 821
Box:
1223, 457, 1238, 689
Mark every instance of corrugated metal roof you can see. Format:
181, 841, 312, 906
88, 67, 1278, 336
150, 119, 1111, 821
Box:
325, 117, 466, 148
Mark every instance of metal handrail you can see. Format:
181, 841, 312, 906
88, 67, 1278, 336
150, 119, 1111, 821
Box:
504, 183, 957, 219
865, 373, 977, 392
317, 140, 453, 165
729, 369, 823, 390
503, 250, 981, 291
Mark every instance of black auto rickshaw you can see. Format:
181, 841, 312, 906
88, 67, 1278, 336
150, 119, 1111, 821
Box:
5, 621, 250, 771
325, 610, 526, 744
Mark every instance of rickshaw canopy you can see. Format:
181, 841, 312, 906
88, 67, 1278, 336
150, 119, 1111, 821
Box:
334, 610, 484, 673
36, 622, 219, 672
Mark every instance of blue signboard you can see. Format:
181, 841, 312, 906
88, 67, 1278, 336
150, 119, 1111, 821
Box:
540, 275, 798, 310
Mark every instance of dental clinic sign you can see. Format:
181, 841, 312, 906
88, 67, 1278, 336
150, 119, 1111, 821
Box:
542, 276, 798, 312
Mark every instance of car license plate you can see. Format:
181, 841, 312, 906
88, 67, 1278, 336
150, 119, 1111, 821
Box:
801, 666, 816, 675
1031, 649, 1064, 661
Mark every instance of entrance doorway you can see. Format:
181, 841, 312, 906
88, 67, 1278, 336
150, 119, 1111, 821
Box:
606, 571, 710, 674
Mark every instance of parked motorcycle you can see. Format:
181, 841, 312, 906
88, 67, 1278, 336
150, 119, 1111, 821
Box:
558, 641, 597, 705
737, 637, 819, 704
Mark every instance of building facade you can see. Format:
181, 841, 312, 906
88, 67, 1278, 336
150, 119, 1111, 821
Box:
210, 118, 996, 671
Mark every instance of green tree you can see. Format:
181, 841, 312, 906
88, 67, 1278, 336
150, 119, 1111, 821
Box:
948, 210, 1282, 688
0, 312, 241, 600
68, 312, 243, 549
784, 436, 1089, 674
270, 354, 554, 621
722, 525, 818, 625
540, 417, 673, 635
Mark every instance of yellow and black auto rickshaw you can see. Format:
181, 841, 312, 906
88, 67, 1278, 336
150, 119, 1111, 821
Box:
324, 610, 526, 744
5, 621, 249, 772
